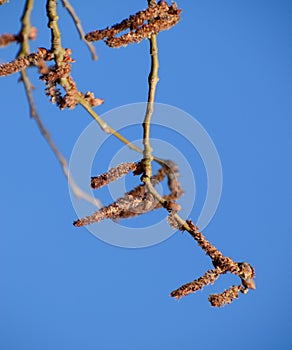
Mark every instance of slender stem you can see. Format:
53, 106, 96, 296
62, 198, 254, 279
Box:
45, 0, 161, 165
61, 0, 97, 60
46, 0, 64, 63
142, 0, 160, 178
142, 34, 159, 178
17, 0, 34, 57
76, 94, 164, 165
21, 71, 101, 207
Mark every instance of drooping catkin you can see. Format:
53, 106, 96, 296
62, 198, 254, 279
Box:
91, 162, 137, 189
85, 1, 181, 48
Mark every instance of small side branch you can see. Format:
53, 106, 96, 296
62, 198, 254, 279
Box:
61, 0, 97, 60
75, 94, 165, 166
21, 71, 101, 207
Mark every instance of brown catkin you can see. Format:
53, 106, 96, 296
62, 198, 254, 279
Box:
85, 1, 181, 48
91, 162, 137, 189
208, 285, 241, 307
170, 268, 222, 299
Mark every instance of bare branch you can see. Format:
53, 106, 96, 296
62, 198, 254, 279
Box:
61, 0, 97, 60
21, 68, 101, 208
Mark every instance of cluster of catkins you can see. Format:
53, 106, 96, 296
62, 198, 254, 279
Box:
85, 1, 181, 48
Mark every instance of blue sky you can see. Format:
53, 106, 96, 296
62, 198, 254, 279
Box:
1, 1, 292, 349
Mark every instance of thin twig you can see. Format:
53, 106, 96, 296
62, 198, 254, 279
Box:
142, 33, 159, 178
141, 0, 160, 181
75, 94, 165, 166
17, 0, 34, 57
16, 0, 101, 208
44, 0, 165, 166
21, 71, 101, 207
61, 0, 97, 60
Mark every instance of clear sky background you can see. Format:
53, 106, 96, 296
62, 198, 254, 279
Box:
0, 1, 292, 349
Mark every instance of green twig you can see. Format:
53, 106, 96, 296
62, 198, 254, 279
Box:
46, 0, 64, 63
142, 33, 159, 178
76, 94, 164, 166
17, 0, 34, 56
142, 1, 160, 179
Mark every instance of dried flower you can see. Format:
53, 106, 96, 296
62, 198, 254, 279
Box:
0, 49, 54, 77
91, 162, 137, 189
170, 268, 222, 299
105, 14, 181, 48
208, 285, 241, 307
85, 1, 181, 48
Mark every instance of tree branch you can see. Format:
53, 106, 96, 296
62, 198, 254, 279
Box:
61, 0, 97, 60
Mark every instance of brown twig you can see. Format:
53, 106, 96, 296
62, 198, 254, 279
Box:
21, 70, 102, 207
61, 0, 97, 60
